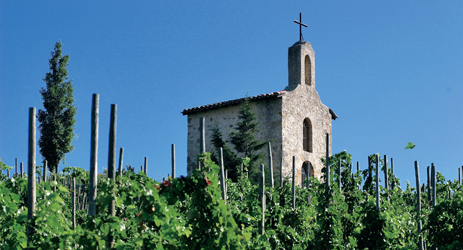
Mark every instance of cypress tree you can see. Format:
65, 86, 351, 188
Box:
38, 41, 77, 173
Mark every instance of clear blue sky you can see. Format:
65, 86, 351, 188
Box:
1, 1, 462, 188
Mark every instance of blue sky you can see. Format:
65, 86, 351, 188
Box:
1, 1, 462, 188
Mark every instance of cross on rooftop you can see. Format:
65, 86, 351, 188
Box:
294, 12, 307, 41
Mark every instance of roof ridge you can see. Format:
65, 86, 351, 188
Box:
182, 90, 286, 115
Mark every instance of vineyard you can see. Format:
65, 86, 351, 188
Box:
1, 149, 462, 249
1, 100, 462, 249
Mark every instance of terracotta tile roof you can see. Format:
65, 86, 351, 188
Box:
182, 91, 286, 115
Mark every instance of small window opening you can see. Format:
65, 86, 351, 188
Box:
304, 55, 311, 85
303, 118, 313, 152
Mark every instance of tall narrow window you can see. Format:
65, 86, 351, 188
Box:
305, 55, 311, 85
303, 118, 313, 152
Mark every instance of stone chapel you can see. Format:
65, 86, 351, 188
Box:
182, 40, 337, 185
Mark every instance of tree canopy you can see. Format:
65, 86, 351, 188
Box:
38, 41, 77, 172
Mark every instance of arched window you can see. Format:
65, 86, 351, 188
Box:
303, 118, 313, 152
302, 161, 314, 187
305, 55, 311, 85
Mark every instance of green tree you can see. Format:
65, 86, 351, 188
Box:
209, 124, 241, 181
229, 96, 266, 183
38, 41, 77, 173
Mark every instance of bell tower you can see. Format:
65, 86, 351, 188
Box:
287, 13, 315, 89
288, 41, 315, 89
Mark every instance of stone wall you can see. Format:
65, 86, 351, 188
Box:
186, 97, 283, 175
281, 83, 332, 186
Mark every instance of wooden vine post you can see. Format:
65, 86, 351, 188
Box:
108, 104, 117, 216
384, 155, 389, 201
414, 161, 423, 249
89, 94, 99, 216
107, 104, 117, 248
219, 147, 227, 203
292, 156, 296, 227
172, 144, 175, 178
427, 166, 431, 203
368, 155, 372, 194
325, 133, 330, 195
384, 155, 389, 190
20, 162, 23, 178
199, 117, 205, 170
27, 107, 36, 249
53, 166, 57, 192
458, 168, 460, 185
43, 160, 47, 182
72, 177, 76, 230
375, 154, 380, 211
144, 157, 147, 175
306, 161, 310, 203
118, 148, 124, 182
338, 158, 341, 193
42, 160, 47, 200
268, 142, 274, 188
259, 163, 265, 235
431, 163, 436, 207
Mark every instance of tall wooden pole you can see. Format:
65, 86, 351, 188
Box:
338, 158, 341, 193
458, 168, 461, 185
268, 142, 274, 188
20, 162, 23, 178
427, 166, 430, 203
72, 178, 76, 230
259, 163, 265, 235
431, 163, 436, 207
292, 156, 296, 227
118, 148, 124, 181
27, 107, 36, 249
368, 156, 372, 194
415, 161, 423, 249
43, 160, 47, 182
89, 94, 99, 216
376, 154, 380, 211
199, 117, 205, 170
326, 133, 330, 194
106, 104, 117, 250
384, 155, 389, 191
171, 144, 176, 178
15, 158, 17, 177
108, 104, 116, 217
306, 162, 310, 203
219, 148, 226, 203
144, 157, 148, 175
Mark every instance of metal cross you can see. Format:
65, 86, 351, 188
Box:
294, 12, 307, 41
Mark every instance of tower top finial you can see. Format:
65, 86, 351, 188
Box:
294, 13, 307, 41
